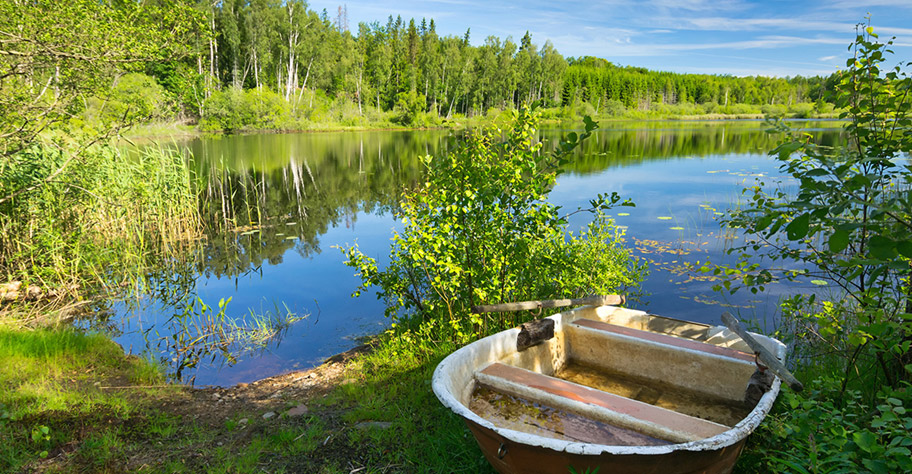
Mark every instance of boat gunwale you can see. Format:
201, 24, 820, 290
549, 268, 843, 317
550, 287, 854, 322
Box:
431, 304, 785, 457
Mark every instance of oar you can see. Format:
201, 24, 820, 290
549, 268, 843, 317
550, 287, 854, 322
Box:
721, 312, 803, 392
472, 295, 625, 314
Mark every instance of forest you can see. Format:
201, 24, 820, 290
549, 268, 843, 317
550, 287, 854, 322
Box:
39, 0, 840, 133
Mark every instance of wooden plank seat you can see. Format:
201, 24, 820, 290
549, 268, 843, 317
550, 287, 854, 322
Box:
572, 318, 755, 363
476, 363, 729, 444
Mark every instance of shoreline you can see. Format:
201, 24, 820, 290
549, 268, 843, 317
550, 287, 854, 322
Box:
122, 113, 844, 143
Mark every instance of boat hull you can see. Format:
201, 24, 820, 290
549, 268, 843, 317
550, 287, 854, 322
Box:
465, 417, 746, 474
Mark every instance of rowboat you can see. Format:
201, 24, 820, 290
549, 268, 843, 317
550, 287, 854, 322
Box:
432, 297, 792, 474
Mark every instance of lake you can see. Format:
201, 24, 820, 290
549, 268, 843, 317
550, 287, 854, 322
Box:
109, 120, 843, 386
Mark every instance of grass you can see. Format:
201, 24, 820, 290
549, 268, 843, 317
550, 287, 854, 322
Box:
0, 323, 340, 473
320, 334, 494, 473
0, 318, 493, 473
0, 327, 156, 471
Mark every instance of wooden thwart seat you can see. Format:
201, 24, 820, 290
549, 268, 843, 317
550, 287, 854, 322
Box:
572, 318, 755, 363
476, 363, 729, 443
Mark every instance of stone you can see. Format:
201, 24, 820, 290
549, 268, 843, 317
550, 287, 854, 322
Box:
285, 404, 309, 417
262, 411, 276, 420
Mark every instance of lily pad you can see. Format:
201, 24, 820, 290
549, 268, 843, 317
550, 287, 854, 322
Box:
810, 280, 828, 286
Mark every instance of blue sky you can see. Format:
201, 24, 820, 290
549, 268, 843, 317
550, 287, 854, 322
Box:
306, 0, 912, 78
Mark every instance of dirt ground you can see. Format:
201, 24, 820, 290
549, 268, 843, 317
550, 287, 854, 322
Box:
156, 343, 372, 427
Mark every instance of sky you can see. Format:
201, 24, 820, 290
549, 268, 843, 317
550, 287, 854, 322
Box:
305, 0, 912, 78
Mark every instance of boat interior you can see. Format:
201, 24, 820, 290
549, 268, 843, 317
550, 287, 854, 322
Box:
463, 305, 781, 447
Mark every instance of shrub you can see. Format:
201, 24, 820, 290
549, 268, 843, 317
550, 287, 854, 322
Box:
199, 87, 251, 132
393, 90, 427, 126
789, 102, 815, 118
739, 379, 912, 474
343, 108, 645, 342
200, 87, 291, 132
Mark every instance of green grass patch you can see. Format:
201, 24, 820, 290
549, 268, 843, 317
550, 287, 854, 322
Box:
0, 327, 167, 471
322, 334, 494, 472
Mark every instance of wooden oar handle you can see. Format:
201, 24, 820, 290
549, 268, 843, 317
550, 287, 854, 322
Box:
721, 312, 804, 392
472, 295, 625, 314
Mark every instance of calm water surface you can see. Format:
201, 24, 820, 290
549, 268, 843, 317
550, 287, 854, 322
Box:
110, 120, 843, 386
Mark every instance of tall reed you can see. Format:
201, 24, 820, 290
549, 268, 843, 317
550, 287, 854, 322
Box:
0, 141, 201, 310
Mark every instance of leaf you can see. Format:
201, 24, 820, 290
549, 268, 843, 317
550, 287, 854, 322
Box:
829, 229, 850, 253
786, 213, 810, 240
898, 240, 912, 259
854, 431, 878, 453
868, 235, 897, 260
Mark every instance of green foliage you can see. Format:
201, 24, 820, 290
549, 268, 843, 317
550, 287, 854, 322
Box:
739, 379, 912, 474
80, 72, 172, 131
393, 90, 427, 125
344, 109, 645, 342
711, 23, 912, 392
0, 0, 205, 155
200, 87, 293, 132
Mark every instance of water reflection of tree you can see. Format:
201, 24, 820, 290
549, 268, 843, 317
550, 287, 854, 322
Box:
189, 130, 448, 278
545, 123, 844, 174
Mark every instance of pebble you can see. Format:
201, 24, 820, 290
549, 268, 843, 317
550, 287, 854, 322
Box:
262, 411, 276, 420
238, 418, 248, 425
285, 404, 309, 417
236, 383, 249, 389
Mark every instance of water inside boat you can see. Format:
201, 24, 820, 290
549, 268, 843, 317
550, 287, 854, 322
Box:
469, 354, 753, 445
555, 360, 752, 427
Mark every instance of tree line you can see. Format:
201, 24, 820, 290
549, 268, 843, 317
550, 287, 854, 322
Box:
1, 0, 842, 138
146, 0, 839, 126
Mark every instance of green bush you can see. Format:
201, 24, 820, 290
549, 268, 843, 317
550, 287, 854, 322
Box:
789, 102, 815, 118
761, 103, 788, 118
246, 88, 292, 129
200, 87, 291, 132
602, 99, 626, 117
393, 90, 427, 125
739, 379, 912, 474
77, 73, 171, 131
712, 23, 912, 474
343, 108, 645, 342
